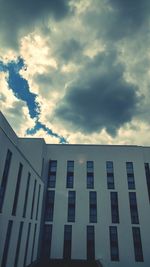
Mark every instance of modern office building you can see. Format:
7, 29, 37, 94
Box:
0, 110, 150, 267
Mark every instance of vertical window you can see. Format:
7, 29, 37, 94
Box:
129, 192, 139, 224
12, 163, 23, 216
132, 227, 144, 262
0, 149, 12, 213
1, 220, 13, 267
45, 190, 55, 221
23, 172, 31, 218
63, 225, 72, 259
126, 162, 135, 189
106, 161, 115, 189
31, 180, 37, 219
87, 226, 95, 260
144, 163, 150, 202
31, 223, 37, 262
111, 192, 119, 223
48, 160, 57, 188
89, 191, 97, 223
42, 224, 52, 258
68, 191, 75, 222
87, 161, 94, 189
66, 161, 74, 188
36, 184, 41, 220
14, 222, 24, 267
109, 226, 119, 261
23, 223, 31, 267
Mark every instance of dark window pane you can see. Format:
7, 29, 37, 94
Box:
67, 161, 74, 172
87, 226, 95, 260
111, 192, 119, 224
1, 220, 13, 267
66, 172, 74, 188
14, 222, 24, 267
129, 192, 139, 224
0, 149, 12, 213
68, 191, 75, 222
126, 162, 135, 189
132, 227, 144, 262
89, 192, 97, 223
63, 225, 72, 259
45, 191, 55, 221
23, 172, 31, 218
42, 224, 52, 258
106, 161, 114, 172
48, 161, 57, 188
87, 161, 94, 173
106, 161, 114, 189
87, 173, 94, 189
12, 163, 23, 216
23, 223, 31, 267
36, 184, 41, 220
109, 226, 119, 261
144, 163, 150, 202
31, 180, 37, 219
31, 224, 37, 262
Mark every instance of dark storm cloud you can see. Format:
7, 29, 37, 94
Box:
108, 0, 150, 38
57, 39, 83, 62
0, 0, 71, 49
84, 0, 150, 41
54, 50, 140, 136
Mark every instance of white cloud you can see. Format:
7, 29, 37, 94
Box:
26, 128, 60, 144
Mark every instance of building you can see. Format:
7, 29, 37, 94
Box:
0, 111, 150, 267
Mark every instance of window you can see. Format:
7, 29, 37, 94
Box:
106, 161, 114, 189
68, 191, 75, 222
126, 162, 135, 189
67, 161, 74, 172
109, 226, 119, 261
31, 223, 37, 262
144, 163, 150, 202
23, 172, 31, 218
45, 190, 55, 221
87, 173, 94, 189
89, 192, 97, 223
12, 163, 23, 216
132, 227, 144, 262
31, 180, 37, 219
49, 160, 57, 172
0, 149, 12, 213
111, 192, 119, 223
36, 184, 41, 220
129, 192, 139, 224
48, 160, 57, 188
1, 220, 13, 267
23, 223, 31, 267
87, 226, 95, 260
87, 161, 94, 189
42, 224, 52, 258
14, 222, 24, 267
63, 225, 72, 259
66, 161, 74, 188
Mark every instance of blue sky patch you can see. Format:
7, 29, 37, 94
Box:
0, 57, 39, 118
26, 120, 67, 144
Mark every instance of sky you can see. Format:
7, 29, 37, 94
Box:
0, 0, 150, 145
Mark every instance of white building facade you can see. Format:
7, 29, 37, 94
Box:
0, 111, 150, 267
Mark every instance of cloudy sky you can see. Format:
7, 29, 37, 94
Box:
0, 0, 150, 145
